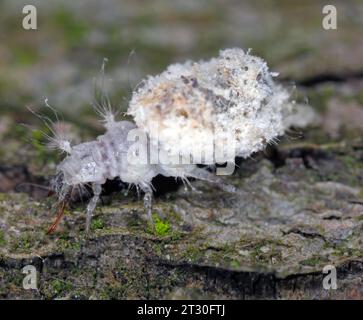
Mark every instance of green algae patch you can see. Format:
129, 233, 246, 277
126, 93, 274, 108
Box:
91, 217, 105, 231
151, 214, 172, 237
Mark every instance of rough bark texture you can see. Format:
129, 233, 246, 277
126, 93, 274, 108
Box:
0, 0, 362, 299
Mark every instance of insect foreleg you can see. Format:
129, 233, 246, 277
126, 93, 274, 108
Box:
188, 168, 237, 194
86, 183, 102, 234
140, 183, 153, 222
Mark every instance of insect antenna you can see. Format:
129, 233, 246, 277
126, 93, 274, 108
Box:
27, 102, 73, 154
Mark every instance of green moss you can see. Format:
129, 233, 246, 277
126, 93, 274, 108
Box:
7, 272, 25, 288
230, 260, 241, 269
150, 214, 171, 237
301, 256, 326, 267
332, 247, 363, 258
57, 238, 81, 251
340, 155, 362, 169
0, 231, 6, 246
99, 291, 111, 300
18, 233, 33, 251
169, 230, 183, 242
91, 217, 105, 231
50, 279, 73, 295
248, 239, 287, 264
152, 243, 163, 256
182, 245, 204, 262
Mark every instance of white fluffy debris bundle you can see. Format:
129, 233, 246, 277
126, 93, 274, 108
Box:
128, 48, 312, 163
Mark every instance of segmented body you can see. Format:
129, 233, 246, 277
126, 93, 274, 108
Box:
54, 120, 222, 233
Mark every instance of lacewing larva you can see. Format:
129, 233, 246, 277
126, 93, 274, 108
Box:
39, 48, 312, 233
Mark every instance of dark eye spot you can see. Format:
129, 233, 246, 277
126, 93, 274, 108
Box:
181, 75, 189, 84
177, 109, 188, 118
191, 77, 198, 88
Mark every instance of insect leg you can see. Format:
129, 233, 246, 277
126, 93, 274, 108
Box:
188, 168, 237, 194
86, 183, 102, 234
140, 183, 153, 222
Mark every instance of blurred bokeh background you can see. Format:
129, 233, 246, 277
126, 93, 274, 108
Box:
0, 0, 362, 168
1, 0, 363, 109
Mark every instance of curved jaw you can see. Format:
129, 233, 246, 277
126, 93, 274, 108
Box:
46, 200, 67, 234
46, 181, 72, 235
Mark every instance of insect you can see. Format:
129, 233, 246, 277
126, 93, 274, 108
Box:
40, 48, 312, 234
46, 114, 235, 234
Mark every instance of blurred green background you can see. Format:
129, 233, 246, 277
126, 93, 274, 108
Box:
1, 0, 362, 112
0, 0, 362, 168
